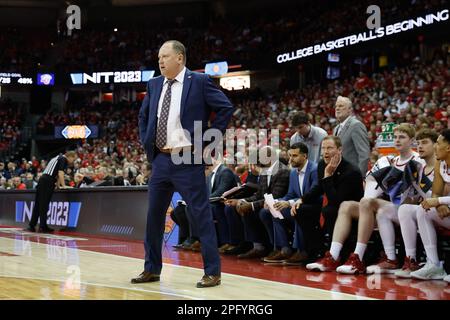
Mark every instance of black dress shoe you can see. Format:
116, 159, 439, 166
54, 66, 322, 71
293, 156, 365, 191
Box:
223, 242, 252, 255
237, 248, 267, 259
180, 238, 196, 250
24, 226, 36, 232
196, 275, 221, 288
131, 271, 160, 284
263, 251, 292, 263
219, 244, 234, 253
283, 251, 308, 265
38, 227, 54, 233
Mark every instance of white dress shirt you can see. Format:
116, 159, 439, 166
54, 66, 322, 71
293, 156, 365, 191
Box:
298, 160, 308, 195
288, 160, 308, 206
266, 160, 279, 186
210, 163, 221, 191
157, 67, 192, 149
252, 161, 279, 211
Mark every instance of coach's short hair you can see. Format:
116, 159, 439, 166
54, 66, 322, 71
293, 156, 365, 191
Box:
416, 128, 438, 143
164, 40, 186, 64
292, 112, 310, 127
393, 123, 415, 139
322, 135, 342, 148
290, 142, 309, 155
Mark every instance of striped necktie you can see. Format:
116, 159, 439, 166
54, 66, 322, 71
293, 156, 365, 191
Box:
156, 79, 176, 149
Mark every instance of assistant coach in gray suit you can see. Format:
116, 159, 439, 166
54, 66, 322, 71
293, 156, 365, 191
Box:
332, 96, 370, 176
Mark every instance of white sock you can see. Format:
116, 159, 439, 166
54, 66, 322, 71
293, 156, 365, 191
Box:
417, 207, 440, 266
354, 242, 367, 260
329, 242, 343, 261
405, 249, 416, 261
424, 245, 440, 266
385, 246, 396, 261
253, 242, 264, 251
377, 206, 397, 261
398, 204, 418, 261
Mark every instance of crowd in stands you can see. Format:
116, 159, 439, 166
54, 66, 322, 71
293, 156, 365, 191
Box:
52, 0, 449, 72
0, 0, 446, 73
0, 99, 23, 159
56, 0, 450, 72
2, 101, 150, 190
0, 138, 151, 190
0, 28, 53, 72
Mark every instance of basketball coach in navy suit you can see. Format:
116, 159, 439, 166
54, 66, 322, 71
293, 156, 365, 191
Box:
133, 40, 234, 288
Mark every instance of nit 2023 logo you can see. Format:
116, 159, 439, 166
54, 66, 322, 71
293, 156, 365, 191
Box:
15, 201, 82, 228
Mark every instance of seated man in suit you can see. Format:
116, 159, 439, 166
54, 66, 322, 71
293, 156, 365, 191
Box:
205, 152, 239, 252
170, 201, 200, 251
225, 146, 290, 259
292, 136, 364, 261
259, 142, 321, 264
221, 163, 259, 256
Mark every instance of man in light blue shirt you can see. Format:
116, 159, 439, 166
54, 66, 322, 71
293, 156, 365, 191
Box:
290, 111, 327, 163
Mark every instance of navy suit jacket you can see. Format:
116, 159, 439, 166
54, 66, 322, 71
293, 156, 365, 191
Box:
279, 161, 320, 203
208, 164, 238, 198
245, 162, 290, 212
138, 68, 234, 162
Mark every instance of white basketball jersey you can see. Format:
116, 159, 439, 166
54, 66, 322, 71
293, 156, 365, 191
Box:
364, 155, 394, 198
421, 164, 435, 199
439, 161, 450, 184
396, 152, 427, 202
392, 152, 424, 172
422, 165, 435, 184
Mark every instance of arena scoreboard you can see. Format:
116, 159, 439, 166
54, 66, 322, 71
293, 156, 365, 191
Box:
0, 72, 33, 85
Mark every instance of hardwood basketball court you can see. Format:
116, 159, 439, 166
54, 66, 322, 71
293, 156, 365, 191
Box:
0, 227, 448, 300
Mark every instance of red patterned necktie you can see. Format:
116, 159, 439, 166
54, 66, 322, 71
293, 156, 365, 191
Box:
156, 79, 176, 149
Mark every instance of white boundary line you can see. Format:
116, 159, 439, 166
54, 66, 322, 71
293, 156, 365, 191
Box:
0, 274, 201, 300
0, 235, 373, 300
0, 229, 89, 241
